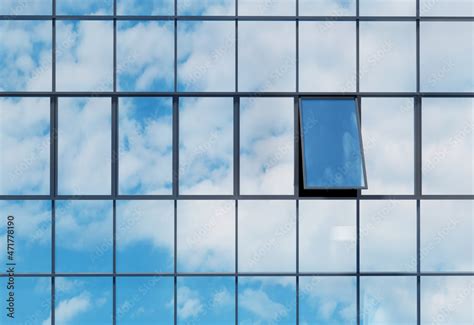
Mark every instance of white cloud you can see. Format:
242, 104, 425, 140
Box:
177, 286, 204, 320
240, 288, 289, 322
299, 200, 356, 272
177, 200, 235, 272
42, 292, 92, 325
239, 200, 296, 272
57, 97, 111, 195
56, 21, 113, 91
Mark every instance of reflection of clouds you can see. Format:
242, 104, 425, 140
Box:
117, 21, 174, 91
300, 200, 356, 272
238, 22, 295, 92
360, 200, 416, 272
240, 98, 294, 195
362, 98, 414, 194
58, 97, 111, 195
421, 22, 473, 92
239, 200, 296, 272
360, 22, 416, 92
178, 200, 234, 272
299, 22, 356, 92
361, 276, 417, 324
422, 98, 474, 194
179, 97, 233, 194
117, 0, 174, 15
56, 20, 113, 91
422, 276, 474, 325
0, 20, 51, 91
178, 21, 235, 91
421, 201, 474, 272
119, 97, 172, 195
0, 97, 50, 194
239, 276, 295, 324
300, 277, 356, 324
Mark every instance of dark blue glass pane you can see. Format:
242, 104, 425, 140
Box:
300, 99, 366, 189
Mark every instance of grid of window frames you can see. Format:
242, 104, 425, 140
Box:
0, 0, 473, 324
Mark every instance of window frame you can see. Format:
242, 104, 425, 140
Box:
299, 96, 368, 191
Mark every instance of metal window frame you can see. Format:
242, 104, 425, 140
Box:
299, 97, 368, 190
1, 0, 474, 324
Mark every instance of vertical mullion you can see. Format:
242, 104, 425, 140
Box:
112, 200, 117, 325
296, 199, 299, 325
356, 0, 361, 321
51, 3, 56, 324
235, 3, 239, 324
235, 199, 239, 325
51, 200, 55, 325
173, 199, 178, 325
294, 96, 300, 324
234, 97, 240, 197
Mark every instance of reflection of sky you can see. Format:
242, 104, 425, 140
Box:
300, 276, 357, 324
117, 277, 174, 324
301, 99, 365, 188
0, 1, 473, 323
119, 97, 173, 195
0, 201, 51, 272
0, 277, 50, 324
116, 200, 174, 273
51, 277, 112, 324
56, 200, 113, 273
177, 277, 234, 324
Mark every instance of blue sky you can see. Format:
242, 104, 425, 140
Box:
0, 0, 474, 324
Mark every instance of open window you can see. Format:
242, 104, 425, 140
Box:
300, 98, 367, 192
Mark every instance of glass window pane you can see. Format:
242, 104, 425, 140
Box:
119, 97, 172, 195
178, 0, 235, 15
300, 277, 357, 324
421, 22, 474, 92
177, 21, 235, 92
116, 200, 174, 273
421, 201, 474, 272
238, 22, 296, 92
238, 0, 295, 15
299, 0, 356, 16
0, 98, 50, 195
361, 277, 417, 324
117, 21, 174, 92
360, 22, 416, 92
0, 21, 52, 91
421, 277, 474, 324
0, 201, 51, 272
421, 0, 474, 16
117, 277, 174, 324
360, 0, 416, 16
239, 277, 296, 324
177, 277, 234, 323
422, 98, 474, 194
56, 21, 113, 91
239, 200, 296, 272
179, 97, 233, 195
57, 0, 113, 15
54, 277, 112, 324
360, 200, 417, 272
0, 0, 52, 15
58, 98, 111, 195
299, 22, 356, 92
362, 98, 414, 194
56, 201, 113, 273
0, 277, 50, 324
300, 98, 366, 189
178, 201, 234, 272
240, 98, 294, 195
299, 200, 356, 272
117, 0, 174, 15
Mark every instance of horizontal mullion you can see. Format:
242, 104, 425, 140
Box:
1, 194, 474, 200
1, 92, 474, 98
1, 15, 474, 21
2, 272, 474, 277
